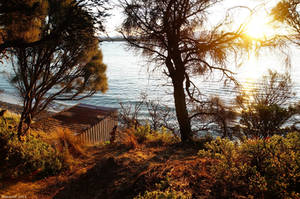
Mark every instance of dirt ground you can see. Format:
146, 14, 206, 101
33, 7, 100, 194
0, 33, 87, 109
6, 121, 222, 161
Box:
0, 143, 210, 199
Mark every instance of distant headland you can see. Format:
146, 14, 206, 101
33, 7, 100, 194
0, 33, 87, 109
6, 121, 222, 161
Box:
99, 36, 126, 42
99, 36, 138, 42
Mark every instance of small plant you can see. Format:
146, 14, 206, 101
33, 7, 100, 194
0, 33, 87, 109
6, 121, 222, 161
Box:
119, 93, 178, 134
42, 128, 86, 159
134, 123, 151, 143
236, 70, 300, 138
145, 126, 180, 146
0, 109, 19, 130
134, 189, 191, 199
0, 117, 65, 179
198, 132, 300, 198
118, 124, 179, 149
132, 124, 179, 145
118, 128, 139, 149
239, 103, 299, 138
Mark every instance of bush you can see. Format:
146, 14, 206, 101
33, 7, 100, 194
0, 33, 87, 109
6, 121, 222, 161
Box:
239, 103, 298, 138
0, 117, 65, 179
42, 128, 86, 160
133, 124, 152, 143
133, 124, 179, 145
236, 70, 300, 138
117, 128, 139, 149
0, 110, 19, 130
198, 132, 300, 198
117, 124, 179, 149
134, 189, 191, 199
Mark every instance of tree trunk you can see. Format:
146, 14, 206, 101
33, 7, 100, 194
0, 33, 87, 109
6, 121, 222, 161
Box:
165, 54, 193, 143
172, 76, 192, 143
17, 115, 32, 139
17, 114, 25, 139
17, 103, 32, 139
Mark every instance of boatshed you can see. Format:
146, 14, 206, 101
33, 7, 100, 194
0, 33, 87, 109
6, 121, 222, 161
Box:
33, 103, 118, 144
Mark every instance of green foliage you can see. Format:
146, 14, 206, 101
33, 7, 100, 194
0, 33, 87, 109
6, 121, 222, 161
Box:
134, 189, 191, 199
0, 117, 65, 179
1, 0, 109, 136
198, 133, 300, 198
84, 49, 108, 93
121, 0, 253, 143
133, 124, 179, 145
133, 123, 151, 143
239, 103, 297, 138
134, 178, 192, 199
272, 0, 300, 32
0, 0, 108, 49
236, 70, 299, 138
0, 0, 49, 43
0, 110, 19, 128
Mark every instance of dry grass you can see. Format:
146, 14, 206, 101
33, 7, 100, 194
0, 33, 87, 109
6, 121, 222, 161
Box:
35, 127, 88, 167
0, 125, 211, 199
0, 143, 107, 199
0, 137, 210, 199
117, 128, 139, 149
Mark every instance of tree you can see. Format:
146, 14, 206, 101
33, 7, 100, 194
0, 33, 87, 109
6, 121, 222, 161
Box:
236, 70, 300, 138
120, 0, 249, 143
0, 0, 108, 57
190, 96, 237, 139
3, 0, 108, 137
272, 0, 300, 35
271, 0, 300, 49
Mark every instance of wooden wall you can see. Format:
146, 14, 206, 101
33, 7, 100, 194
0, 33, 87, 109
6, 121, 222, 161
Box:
77, 114, 118, 144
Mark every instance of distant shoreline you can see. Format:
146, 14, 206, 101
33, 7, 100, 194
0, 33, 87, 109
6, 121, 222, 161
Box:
100, 37, 126, 42
99, 36, 137, 42
0, 100, 23, 114
0, 100, 52, 120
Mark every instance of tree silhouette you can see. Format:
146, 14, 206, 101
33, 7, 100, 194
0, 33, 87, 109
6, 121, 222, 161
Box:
0, 0, 108, 57
236, 70, 299, 138
120, 0, 249, 143
272, 0, 300, 34
2, 0, 108, 137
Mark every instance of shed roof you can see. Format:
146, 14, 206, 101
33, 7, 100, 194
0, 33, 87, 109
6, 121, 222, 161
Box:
32, 103, 118, 134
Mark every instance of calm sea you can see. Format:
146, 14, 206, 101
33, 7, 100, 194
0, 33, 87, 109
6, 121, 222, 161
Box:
1, 41, 300, 115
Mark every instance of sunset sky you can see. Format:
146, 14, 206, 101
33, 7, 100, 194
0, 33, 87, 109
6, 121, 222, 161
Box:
105, 0, 282, 37
104, 0, 295, 86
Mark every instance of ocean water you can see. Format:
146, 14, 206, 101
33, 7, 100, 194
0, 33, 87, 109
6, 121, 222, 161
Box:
0, 42, 174, 114
1, 41, 300, 115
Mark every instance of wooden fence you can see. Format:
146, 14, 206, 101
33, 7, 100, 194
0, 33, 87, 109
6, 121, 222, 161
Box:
77, 114, 118, 144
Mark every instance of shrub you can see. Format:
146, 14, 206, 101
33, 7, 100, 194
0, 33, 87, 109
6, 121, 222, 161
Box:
133, 124, 179, 145
42, 128, 86, 160
117, 124, 179, 149
0, 110, 19, 130
118, 128, 139, 149
236, 70, 300, 138
198, 132, 300, 198
134, 189, 191, 199
135, 180, 191, 199
145, 126, 179, 146
239, 103, 298, 138
133, 124, 152, 143
0, 117, 65, 179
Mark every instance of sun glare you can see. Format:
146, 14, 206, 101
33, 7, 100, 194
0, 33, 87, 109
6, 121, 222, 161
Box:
244, 14, 275, 39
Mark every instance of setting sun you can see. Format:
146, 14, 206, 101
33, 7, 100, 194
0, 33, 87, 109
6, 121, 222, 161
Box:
244, 13, 275, 39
